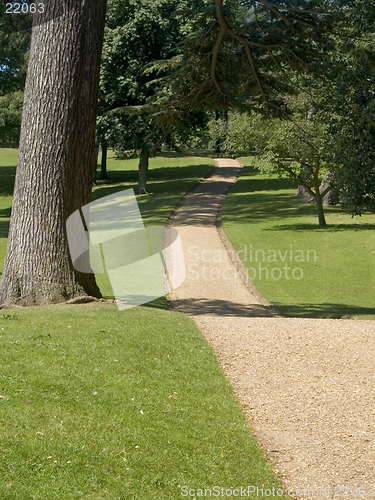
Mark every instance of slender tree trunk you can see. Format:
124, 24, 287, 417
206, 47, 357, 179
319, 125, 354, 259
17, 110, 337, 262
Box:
313, 171, 327, 227
0, 0, 107, 306
136, 145, 150, 195
314, 193, 327, 227
94, 141, 100, 182
99, 140, 108, 180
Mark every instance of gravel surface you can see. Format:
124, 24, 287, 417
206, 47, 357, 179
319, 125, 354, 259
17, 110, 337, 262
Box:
168, 158, 375, 496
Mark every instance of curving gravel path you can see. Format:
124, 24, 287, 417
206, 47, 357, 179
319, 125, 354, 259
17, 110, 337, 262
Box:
168, 158, 375, 496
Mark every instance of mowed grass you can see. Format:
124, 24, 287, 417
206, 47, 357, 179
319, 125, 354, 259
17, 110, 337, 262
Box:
92, 151, 215, 299
0, 150, 285, 498
0, 304, 283, 499
222, 157, 375, 319
92, 150, 215, 226
0, 149, 214, 298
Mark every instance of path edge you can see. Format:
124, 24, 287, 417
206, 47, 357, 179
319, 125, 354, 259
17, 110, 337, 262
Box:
213, 159, 280, 316
165, 156, 279, 316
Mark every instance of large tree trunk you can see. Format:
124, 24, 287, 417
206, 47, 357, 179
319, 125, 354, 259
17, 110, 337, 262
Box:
136, 145, 150, 195
0, 0, 107, 307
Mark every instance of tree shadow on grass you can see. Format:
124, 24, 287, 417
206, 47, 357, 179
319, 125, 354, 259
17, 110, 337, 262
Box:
0, 220, 9, 238
266, 223, 375, 232
231, 175, 294, 194
169, 297, 277, 317
223, 190, 321, 224
92, 164, 213, 196
0, 207, 11, 218
92, 164, 215, 226
274, 302, 375, 319
0, 166, 16, 196
223, 167, 357, 225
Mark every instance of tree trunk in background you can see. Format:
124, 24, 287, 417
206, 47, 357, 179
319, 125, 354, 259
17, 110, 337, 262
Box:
136, 145, 150, 194
296, 184, 309, 197
313, 174, 327, 227
214, 110, 228, 154
99, 140, 108, 180
94, 141, 100, 182
0, 0, 107, 306
315, 193, 327, 227
296, 163, 310, 198
322, 187, 339, 206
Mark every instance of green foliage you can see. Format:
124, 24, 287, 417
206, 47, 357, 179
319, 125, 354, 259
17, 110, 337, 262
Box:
214, 93, 336, 197
0, 91, 23, 146
254, 115, 333, 189
0, 7, 30, 144
0, 8, 31, 94
213, 88, 337, 226
325, 1, 375, 215
155, 0, 333, 114
98, 0, 206, 153
208, 112, 262, 154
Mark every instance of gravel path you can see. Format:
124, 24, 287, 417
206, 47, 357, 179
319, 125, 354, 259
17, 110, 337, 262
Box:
168, 158, 375, 496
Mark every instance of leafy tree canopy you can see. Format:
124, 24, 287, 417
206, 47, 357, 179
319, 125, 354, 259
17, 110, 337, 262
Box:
150, 0, 334, 115
0, 6, 31, 94
0, 90, 23, 146
325, 0, 375, 215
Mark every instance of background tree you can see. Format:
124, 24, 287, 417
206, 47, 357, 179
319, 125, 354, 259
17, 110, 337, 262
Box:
0, 90, 23, 146
326, 0, 375, 215
212, 88, 337, 227
110, 102, 208, 192
255, 112, 335, 227
97, 0, 184, 188
153, 0, 332, 115
0, 3, 31, 144
0, 3, 31, 94
0, 0, 108, 306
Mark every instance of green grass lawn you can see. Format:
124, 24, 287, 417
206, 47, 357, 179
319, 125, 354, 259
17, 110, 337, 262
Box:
0, 304, 284, 499
0, 149, 285, 499
222, 157, 375, 319
93, 150, 215, 226
0, 149, 214, 298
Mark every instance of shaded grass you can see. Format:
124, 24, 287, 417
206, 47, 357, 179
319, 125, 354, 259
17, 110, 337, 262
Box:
93, 151, 215, 226
0, 149, 215, 297
0, 304, 285, 499
92, 152, 215, 299
222, 159, 375, 319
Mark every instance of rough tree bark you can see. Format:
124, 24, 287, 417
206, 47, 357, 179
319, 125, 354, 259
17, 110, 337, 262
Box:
0, 0, 108, 306
136, 145, 150, 195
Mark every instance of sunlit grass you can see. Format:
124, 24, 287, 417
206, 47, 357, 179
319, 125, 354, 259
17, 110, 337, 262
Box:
222, 158, 375, 318
0, 149, 287, 497
0, 302, 285, 499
